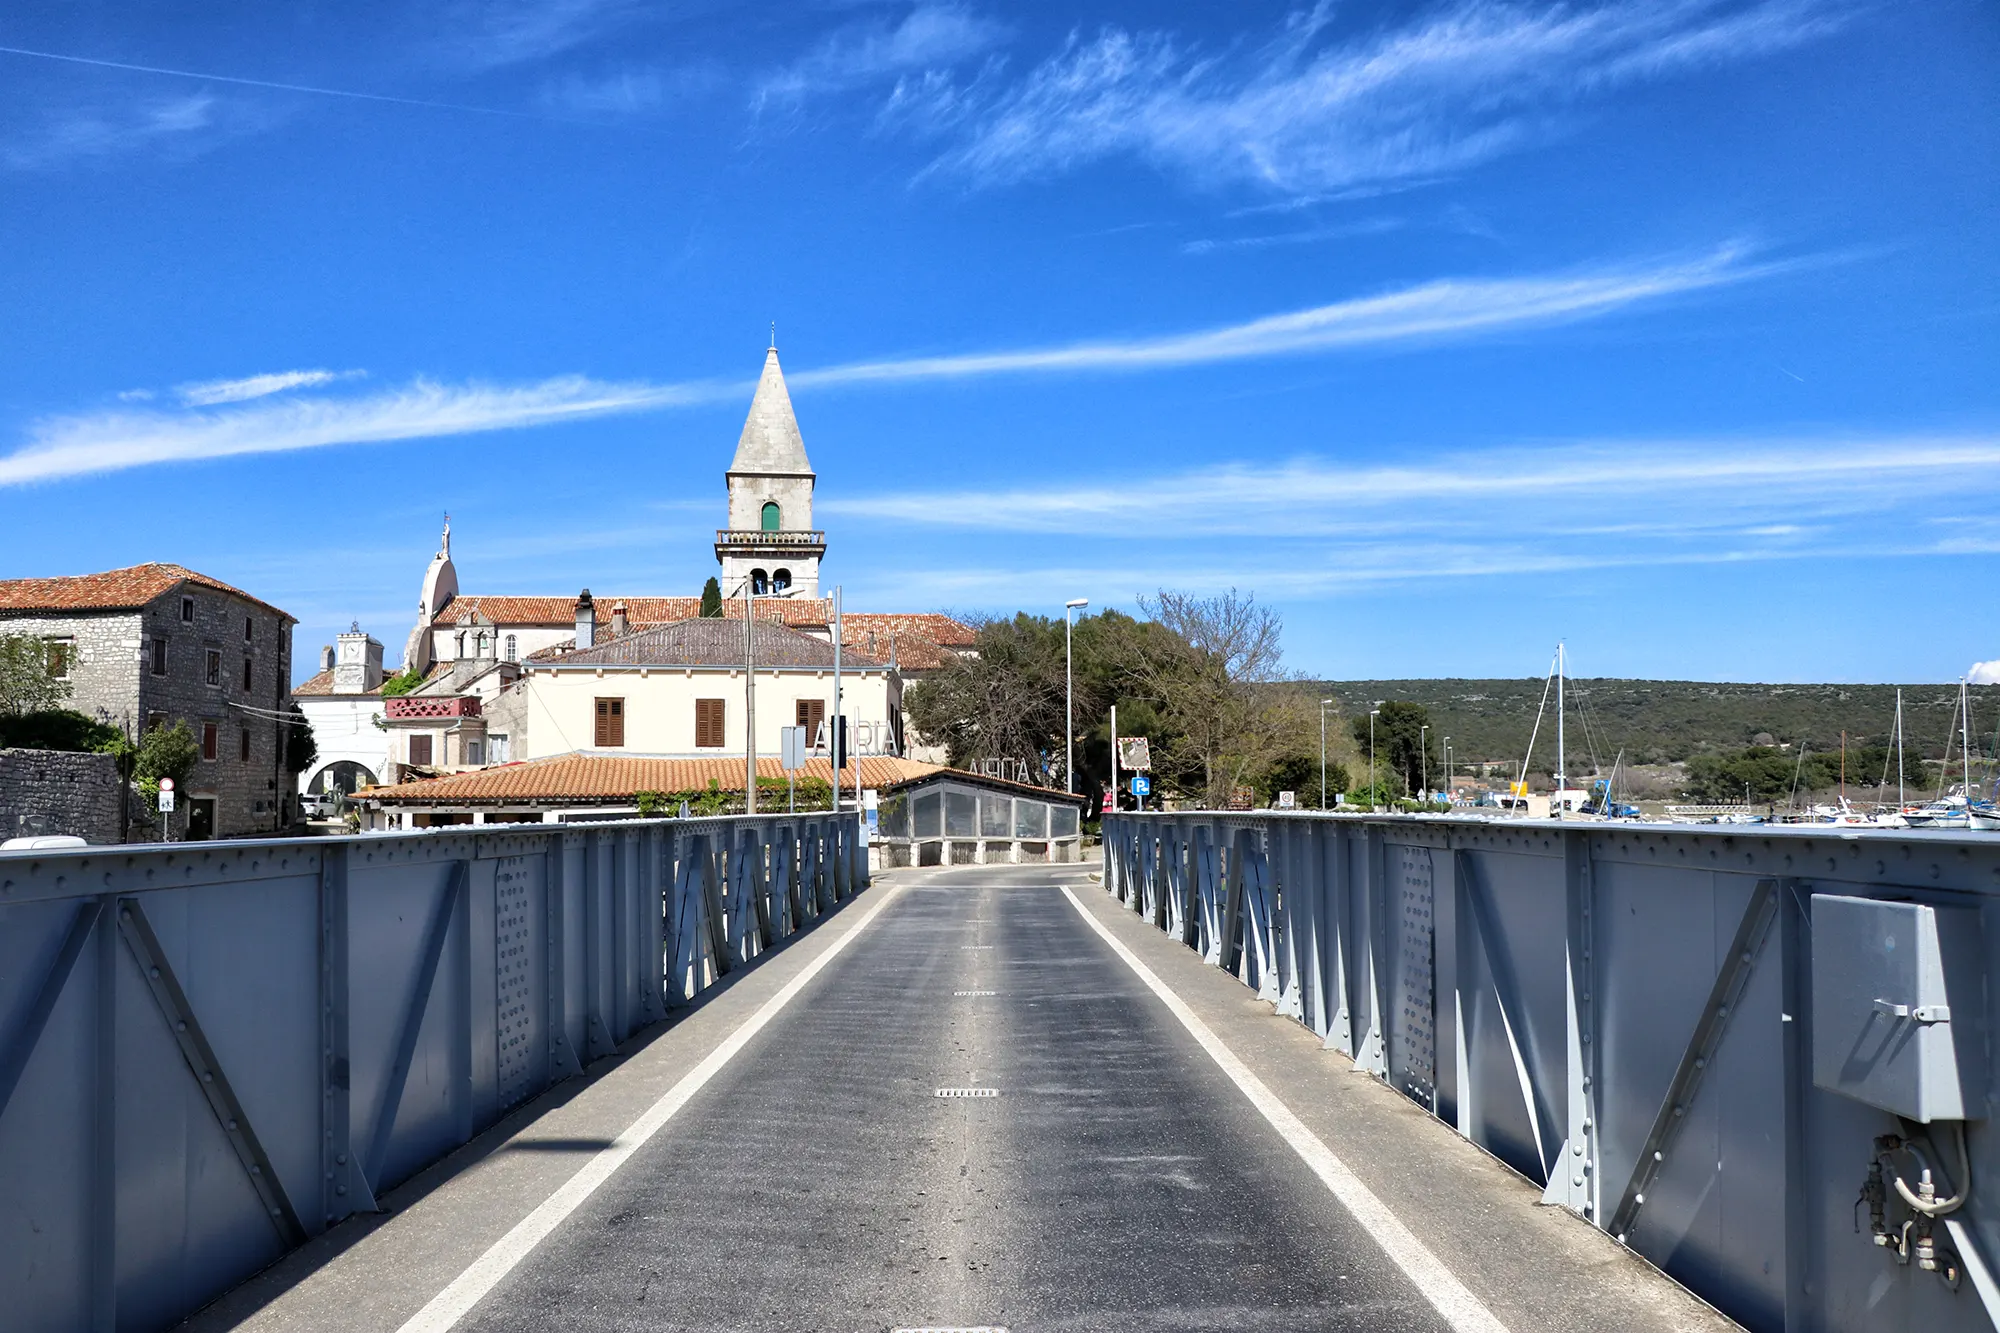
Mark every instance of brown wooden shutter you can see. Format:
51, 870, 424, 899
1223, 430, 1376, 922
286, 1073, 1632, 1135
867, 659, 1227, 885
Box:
409, 735, 432, 766
695, 698, 724, 748
795, 698, 826, 737
595, 697, 625, 747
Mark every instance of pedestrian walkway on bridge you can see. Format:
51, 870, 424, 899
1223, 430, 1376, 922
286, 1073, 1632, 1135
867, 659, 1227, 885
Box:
189, 867, 1728, 1333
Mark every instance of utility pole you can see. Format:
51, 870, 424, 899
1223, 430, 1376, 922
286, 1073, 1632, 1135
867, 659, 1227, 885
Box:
1443, 736, 1451, 806
1065, 598, 1088, 794
1110, 703, 1119, 816
744, 579, 757, 815
1419, 723, 1428, 803
1368, 708, 1380, 813
831, 586, 843, 814
1319, 698, 1334, 810
1555, 640, 1566, 821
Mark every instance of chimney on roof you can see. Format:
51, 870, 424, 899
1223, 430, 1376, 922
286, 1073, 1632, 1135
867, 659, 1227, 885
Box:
610, 601, 629, 639
321, 644, 335, 672
575, 589, 596, 648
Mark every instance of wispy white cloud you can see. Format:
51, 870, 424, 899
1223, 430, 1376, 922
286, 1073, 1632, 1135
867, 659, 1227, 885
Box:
828, 435, 2000, 537
0, 245, 1776, 487
176, 368, 365, 407
793, 244, 1778, 385
920, 0, 1847, 193
757, 2, 1007, 110
828, 432, 2000, 596
0, 375, 745, 488
3, 93, 221, 169
1181, 216, 1406, 256
440, 0, 644, 72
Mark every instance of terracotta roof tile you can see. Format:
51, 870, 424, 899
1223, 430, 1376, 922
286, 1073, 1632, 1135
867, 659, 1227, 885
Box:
362, 752, 938, 802
529, 618, 885, 669
435, 596, 831, 628
841, 614, 976, 672
0, 563, 293, 620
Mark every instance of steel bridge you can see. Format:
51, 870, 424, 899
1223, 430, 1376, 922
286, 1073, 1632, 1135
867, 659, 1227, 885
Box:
1, 811, 1995, 1332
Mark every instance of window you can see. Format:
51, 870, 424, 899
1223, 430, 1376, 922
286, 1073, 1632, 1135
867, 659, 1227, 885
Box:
694, 698, 725, 748
242, 656, 253, 691
150, 639, 168, 676
490, 735, 510, 763
44, 639, 72, 680
243, 616, 253, 642
505, 635, 517, 662
595, 697, 626, 747
475, 631, 488, 657
180, 596, 194, 622
761, 500, 781, 531
201, 722, 218, 761
946, 790, 976, 838
772, 568, 792, 593
795, 697, 826, 740
204, 649, 221, 687
750, 568, 769, 595
409, 735, 433, 766
465, 740, 484, 766
146, 711, 167, 732
239, 726, 251, 761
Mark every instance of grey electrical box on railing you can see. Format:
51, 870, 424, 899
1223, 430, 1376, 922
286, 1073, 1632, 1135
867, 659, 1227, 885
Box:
1812, 894, 1986, 1121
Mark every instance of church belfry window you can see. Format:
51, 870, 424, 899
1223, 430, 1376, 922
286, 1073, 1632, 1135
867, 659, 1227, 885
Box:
772, 568, 791, 593
761, 501, 781, 531
751, 568, 770, 595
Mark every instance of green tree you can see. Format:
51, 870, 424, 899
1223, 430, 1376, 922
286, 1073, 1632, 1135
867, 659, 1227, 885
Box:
133, 721, 199, 803
1259, 752, 1346, 807
700, 577, 723, 617
379, 664, 426, 697
0, 633, 73, 716
283, 704, 318, 775
1351, 701, 1436, 795
1682, 746, 1823, 803
0, 708, 122, 752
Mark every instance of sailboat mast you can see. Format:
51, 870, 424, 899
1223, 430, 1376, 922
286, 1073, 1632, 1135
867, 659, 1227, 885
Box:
1896, 688, 1905, 810
1963, 678, 1973, 793
1556, 641, 1566, 819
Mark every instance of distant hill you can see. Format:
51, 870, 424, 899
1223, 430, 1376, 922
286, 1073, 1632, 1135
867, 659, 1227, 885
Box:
1317, 679, 1996, 767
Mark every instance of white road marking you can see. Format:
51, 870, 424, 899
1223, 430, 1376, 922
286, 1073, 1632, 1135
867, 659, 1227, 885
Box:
394, 884, 906, 1333
1060, 885, 1511, 1333
954, 990, 998, 996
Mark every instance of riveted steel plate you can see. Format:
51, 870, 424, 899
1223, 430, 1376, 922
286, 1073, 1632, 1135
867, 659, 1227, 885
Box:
1392, 844, 1437, 1110
494, 856, 539, 1109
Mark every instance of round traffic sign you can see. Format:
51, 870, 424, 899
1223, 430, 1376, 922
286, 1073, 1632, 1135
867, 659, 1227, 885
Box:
159, 777, 175, 791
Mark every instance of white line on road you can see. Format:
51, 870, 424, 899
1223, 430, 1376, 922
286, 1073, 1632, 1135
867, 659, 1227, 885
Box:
1059, 885, 1511, 1333
394, 884, 906, 1333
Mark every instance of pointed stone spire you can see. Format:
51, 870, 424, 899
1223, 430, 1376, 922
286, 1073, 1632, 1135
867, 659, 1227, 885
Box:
729, 347, 812, 476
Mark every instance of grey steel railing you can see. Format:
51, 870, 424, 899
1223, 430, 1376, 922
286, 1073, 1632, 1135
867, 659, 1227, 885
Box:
0, 811, 867, 1332
1103, 811, 2000, 1333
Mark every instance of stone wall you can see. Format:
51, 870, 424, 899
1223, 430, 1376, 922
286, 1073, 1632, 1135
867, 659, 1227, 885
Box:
0, 749, 124, 844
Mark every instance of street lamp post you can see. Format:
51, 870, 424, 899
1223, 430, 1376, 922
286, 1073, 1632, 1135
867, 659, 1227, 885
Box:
1319, 699, 1334, 810
1442, 736, 1451, 807
1419, 724, 1428, 803
1064, 598, 1089, 794
1368, 708, 1380, 813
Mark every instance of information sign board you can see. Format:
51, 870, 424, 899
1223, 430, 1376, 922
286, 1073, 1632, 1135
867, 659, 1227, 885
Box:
1129, 774, 1150, 797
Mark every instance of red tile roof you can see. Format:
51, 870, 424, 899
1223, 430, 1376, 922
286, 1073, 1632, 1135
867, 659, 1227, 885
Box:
0, 563, 293, 620
435, 596, 831, 628
841, 614, 976, 672
530, 618, 886, 669
361, 753, 940, 803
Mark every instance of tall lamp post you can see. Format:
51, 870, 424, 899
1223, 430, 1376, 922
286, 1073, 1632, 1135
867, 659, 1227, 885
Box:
1064, 598, 1088, 793
1368, 708, 1380, 813
1442, 736, 1451, 807
1419, 724, 1428, 803
1319, 699, 1335, 809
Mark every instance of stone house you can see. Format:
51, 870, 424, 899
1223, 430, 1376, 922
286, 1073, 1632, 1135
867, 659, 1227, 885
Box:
0, 563, 297, 839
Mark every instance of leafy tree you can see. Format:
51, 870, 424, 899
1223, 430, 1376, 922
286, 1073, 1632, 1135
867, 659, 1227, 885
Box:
1259, 752, 1346, 807
0, 708, 122, 752
283, 704, 317, 775
133, 721, 198, 802
379, 664, 426, 697
635, 790, 669, 817
1351, 701, 1438, 795
0, 633, 73, 716
700, 577, 723, 618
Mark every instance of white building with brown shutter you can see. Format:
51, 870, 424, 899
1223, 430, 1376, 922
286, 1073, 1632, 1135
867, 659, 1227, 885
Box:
505, 617, 899, 761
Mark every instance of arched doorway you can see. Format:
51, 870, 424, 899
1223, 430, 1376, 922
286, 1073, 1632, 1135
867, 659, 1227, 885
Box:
308, 760, 379, 796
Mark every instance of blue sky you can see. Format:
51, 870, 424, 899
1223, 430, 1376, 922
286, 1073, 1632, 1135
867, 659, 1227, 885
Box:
0, 1, 1995, 685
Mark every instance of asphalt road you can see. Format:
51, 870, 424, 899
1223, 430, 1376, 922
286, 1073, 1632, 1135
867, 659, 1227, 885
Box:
456, 867, 1449, 1333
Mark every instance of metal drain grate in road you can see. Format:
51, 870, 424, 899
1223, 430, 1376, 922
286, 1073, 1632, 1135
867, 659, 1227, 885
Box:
934, 1087, 1000, 1098
953, 990, 997, 996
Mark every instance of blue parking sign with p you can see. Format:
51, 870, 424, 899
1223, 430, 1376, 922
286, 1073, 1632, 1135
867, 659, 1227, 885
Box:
1130, 775, 1150, 796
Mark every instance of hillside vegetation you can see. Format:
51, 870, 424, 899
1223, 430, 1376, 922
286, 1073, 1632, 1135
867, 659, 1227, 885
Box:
1318, 679, 1995, 769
